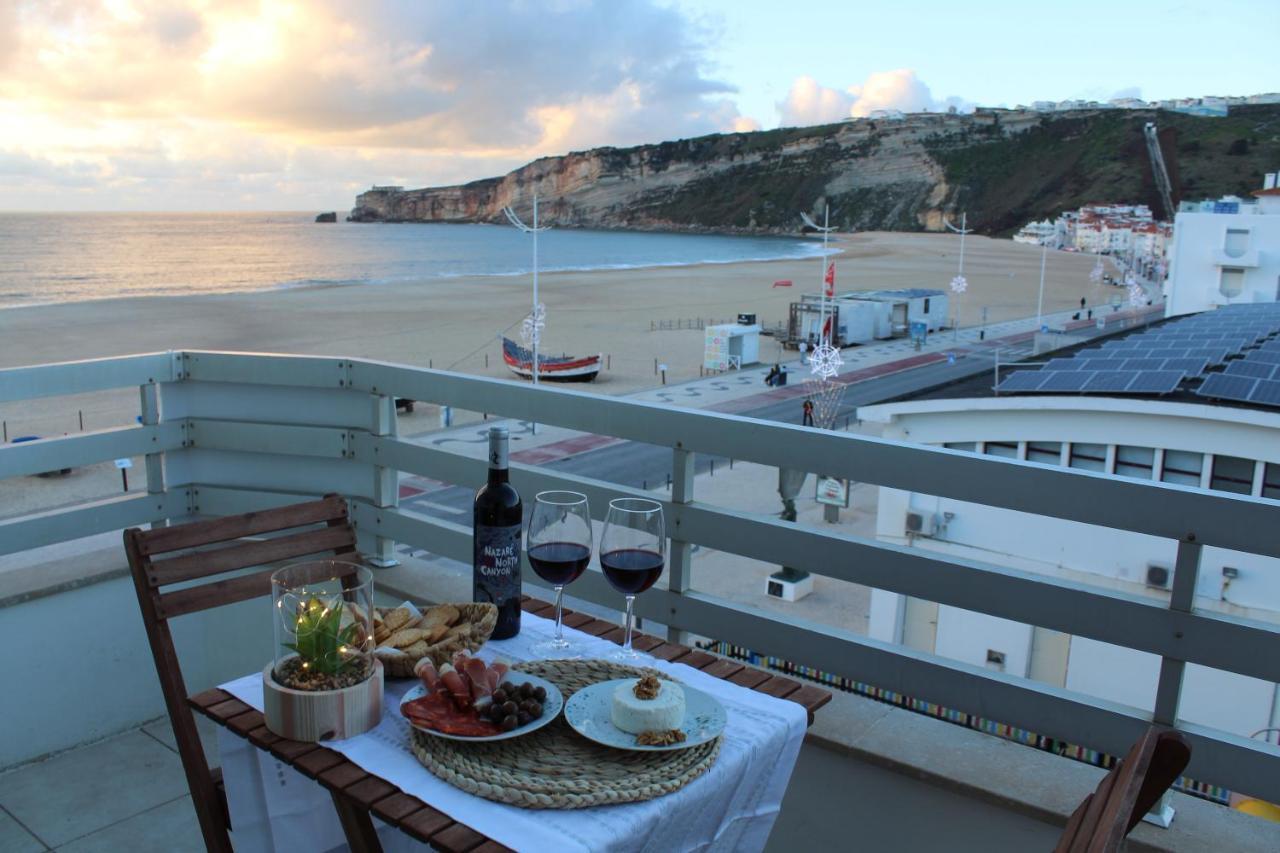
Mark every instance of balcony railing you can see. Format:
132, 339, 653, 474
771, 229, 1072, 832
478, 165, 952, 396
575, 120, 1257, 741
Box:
2, 350, 1279, 804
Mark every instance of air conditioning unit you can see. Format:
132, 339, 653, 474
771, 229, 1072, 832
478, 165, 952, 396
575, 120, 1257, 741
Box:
905, 511, 938, 537
765, 570, 814, 602
1145, 563, 1171, 589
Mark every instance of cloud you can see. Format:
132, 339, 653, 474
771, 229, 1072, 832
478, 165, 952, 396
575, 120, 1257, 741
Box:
0, 0, 756, 209
777, 69, 970, 127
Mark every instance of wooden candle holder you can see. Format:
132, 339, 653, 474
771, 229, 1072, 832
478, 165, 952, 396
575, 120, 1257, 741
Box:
262, 659, 383, 742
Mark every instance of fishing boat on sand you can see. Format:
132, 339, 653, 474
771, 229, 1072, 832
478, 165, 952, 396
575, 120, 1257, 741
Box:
502, 337, 601, 382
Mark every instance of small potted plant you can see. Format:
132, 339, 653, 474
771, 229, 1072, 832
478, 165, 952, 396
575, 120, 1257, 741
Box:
263, 559, 383, 741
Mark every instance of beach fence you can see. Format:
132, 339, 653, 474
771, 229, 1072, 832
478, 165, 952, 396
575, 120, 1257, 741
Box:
649, 317, 734, 332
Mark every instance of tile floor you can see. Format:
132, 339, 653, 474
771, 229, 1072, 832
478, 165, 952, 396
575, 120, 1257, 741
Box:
0, 716, 217, 852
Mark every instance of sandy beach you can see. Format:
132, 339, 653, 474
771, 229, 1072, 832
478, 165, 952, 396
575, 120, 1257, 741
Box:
1, 231, 1109, 439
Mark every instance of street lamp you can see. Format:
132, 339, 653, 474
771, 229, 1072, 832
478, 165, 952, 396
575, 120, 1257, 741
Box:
943, 212, 972, 341
502, 194, 551, 387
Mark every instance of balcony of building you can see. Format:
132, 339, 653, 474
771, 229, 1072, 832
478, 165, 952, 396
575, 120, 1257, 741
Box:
1, 351, 1278, 851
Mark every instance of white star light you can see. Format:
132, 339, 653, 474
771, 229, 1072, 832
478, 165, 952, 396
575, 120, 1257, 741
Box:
809, 341, 843, 379
950, 275, 968, 294
520, 302, 547, 345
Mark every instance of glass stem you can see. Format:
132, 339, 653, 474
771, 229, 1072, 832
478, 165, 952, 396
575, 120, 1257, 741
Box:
553, 584, 565, 642
623, 594, 636, 652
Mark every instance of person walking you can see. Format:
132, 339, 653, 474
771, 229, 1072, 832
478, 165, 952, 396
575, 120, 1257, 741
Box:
802, 398, 814, 427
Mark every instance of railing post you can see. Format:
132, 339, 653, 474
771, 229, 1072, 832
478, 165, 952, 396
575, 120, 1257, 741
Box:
1146, 536, 1201, 828
139, 381, 168, 528
363, 390, 400, 567
666, 446, 695, 644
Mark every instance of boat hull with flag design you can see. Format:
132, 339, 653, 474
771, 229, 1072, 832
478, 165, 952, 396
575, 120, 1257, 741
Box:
502, 338, 601, 382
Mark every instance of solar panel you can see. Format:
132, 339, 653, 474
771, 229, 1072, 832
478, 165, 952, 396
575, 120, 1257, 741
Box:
1162, 357, 1209, 376
1247, 350, 1280, 366
1121, 358, 1167, 371
1045, 358, 1082, 370
1248, 379, 1280, 407
1081, 359, 1126, 371
1196, 373, 1257, 402
1225, 361, 1276, 379
1084, 371, 1139, 392
1125, 370, 1184, 394
995, 371, 1046, 392
1037, 371, 1095, 392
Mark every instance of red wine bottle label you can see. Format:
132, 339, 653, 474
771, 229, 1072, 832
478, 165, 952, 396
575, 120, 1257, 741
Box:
474, 523, 521, 606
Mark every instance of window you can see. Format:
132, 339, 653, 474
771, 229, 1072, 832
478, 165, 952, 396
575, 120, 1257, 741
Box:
983, 441, 1018, 459
1026, 442, 1062, 465
1161, 450, 1203, 487
1263, 463, 1280, 500
1223, 228, 1250, 258
944, 442, 976, 453
1220, 267, 1245, 298
923, 298, 931, 313
1069, 442, 1106, 472
1115, 446, 1155, 480
1210, 455, 1255, 495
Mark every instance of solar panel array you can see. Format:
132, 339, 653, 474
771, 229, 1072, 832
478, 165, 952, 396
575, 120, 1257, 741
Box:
997, 302, 1280, 407
1195, 332, 1280, 408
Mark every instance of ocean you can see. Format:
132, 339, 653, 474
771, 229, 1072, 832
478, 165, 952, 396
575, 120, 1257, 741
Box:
0, 212, 824, 309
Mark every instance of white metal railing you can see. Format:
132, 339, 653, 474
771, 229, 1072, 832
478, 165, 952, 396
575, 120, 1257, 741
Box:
2, 350, 1279, 802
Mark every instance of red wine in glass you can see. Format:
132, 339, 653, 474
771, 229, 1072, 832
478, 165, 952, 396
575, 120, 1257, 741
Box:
528, 541, 591, 586
600, 549, 664, 594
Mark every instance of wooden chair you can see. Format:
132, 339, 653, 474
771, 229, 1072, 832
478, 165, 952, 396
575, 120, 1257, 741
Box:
124, 494, 360, 853
1054, 727, 1192, 852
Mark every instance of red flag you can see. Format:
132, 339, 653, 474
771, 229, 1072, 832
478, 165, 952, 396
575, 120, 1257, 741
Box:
822, 315, 832, 340
824, 262, 835, 297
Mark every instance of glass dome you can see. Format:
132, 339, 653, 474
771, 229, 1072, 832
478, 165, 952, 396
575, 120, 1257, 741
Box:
271, 560, 375, 691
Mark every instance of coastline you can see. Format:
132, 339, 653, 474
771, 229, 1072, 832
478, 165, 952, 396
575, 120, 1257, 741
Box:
0, 231, 1108, 438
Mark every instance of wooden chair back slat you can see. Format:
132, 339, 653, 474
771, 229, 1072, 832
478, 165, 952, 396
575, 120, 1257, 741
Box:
123, 493, 362, 853
147, 525, 357, 587
134, 494, 349, 556
1055, 727, 1191, 853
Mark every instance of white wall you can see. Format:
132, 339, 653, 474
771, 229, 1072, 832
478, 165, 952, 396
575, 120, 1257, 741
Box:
0, 575, 272, 769
1165, 210, 1280, 317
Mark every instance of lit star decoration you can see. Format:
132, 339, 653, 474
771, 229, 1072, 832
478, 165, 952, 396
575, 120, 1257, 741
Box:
521, 302, 546, 346
808, 341, 843, 379
950, 275, 968, 294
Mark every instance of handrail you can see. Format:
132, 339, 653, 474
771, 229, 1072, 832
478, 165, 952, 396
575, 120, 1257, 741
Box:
1, 350, 1278, 803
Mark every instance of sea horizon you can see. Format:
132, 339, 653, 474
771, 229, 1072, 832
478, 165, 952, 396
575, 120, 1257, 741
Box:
0, 211, 830, 310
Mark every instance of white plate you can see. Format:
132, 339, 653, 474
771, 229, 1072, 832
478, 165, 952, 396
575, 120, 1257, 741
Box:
564, 678, 726, 752
399, 672, 563, 742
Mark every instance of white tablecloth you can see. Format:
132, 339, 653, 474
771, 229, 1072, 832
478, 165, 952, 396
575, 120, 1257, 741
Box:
218, 612, 807, 853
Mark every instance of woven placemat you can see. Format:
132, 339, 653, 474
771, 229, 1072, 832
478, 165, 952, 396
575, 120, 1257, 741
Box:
409, 658, 722, 809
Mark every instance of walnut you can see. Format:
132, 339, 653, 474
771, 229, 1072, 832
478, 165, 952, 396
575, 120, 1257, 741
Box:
636, 729, 687, 746
633, 674, 662, 700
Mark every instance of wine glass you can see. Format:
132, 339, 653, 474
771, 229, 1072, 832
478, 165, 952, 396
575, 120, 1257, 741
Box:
527, 491, 592, 657
599, 498, 665, 661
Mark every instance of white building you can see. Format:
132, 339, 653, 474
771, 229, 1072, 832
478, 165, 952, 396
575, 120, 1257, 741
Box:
859, 395, 1280, 743
1164, 172, 1280, 317
1013, 220, 1057, 246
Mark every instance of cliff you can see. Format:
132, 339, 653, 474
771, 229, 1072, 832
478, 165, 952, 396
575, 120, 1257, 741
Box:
349, 104, 1280, 235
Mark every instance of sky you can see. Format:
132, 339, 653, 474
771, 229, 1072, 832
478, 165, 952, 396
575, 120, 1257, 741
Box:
1, 0, 1277, 211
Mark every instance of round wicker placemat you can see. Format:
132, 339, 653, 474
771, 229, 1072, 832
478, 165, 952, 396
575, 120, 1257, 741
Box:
409, 658, 722, 809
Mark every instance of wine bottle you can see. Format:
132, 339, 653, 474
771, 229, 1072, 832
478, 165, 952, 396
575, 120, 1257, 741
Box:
473, 426, 522, 639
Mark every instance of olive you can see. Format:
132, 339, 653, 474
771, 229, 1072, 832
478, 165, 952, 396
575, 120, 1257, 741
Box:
501, 682, 517, 694
533, 686, 547, 702
492, 689, 508, 705
488, 704, 506, 722
501, 714, 518, 732
517, 711, 532, 726
519, 682, 534, 698
528, 701, 543, 718
502, 701, 518, 716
